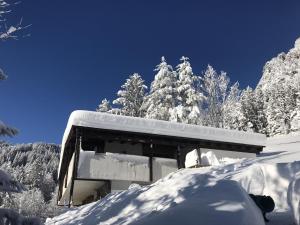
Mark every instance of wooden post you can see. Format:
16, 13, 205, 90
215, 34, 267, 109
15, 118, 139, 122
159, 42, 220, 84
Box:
177, 145, 181, 169
68, 128, 81, 208
196, 148, 202, 167
149, 143, 153, 182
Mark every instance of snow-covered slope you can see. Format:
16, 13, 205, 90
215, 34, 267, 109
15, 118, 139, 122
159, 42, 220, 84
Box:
47, 135, 300, 225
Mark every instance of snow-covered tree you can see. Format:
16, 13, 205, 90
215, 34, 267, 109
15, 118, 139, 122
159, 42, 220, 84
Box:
291, 91, 300, 132
222, 82, 241, 130
142, 56, 177, 121
256, 37, 300, 136
0, 0, 25, 137
170, 56, 205, 124
238, 87, 257, 132
265, 80, 296, 135
113, 73, 147, 117
237, 86, 268, 133
0, 0, 29, 40
202, 65, 229, 127
0, 143, 61, 222
0, 74, 18, 137
96, 98, 112, 113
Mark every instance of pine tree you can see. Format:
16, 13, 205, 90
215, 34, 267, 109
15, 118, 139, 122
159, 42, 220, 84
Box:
291, 91, 300, 132
96, 99, 112, 113
238, 87, 257, 132
0, 73, 18, 137
113, 73, 147, 117
142, 56, 177, 121
265, 80, 296, 135
171, 56, 205, 124
222, 82, 241, 130
202, 65, 229, 127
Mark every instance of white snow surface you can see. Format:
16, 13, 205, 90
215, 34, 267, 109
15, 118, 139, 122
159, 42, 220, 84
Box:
48, 135, 300, 225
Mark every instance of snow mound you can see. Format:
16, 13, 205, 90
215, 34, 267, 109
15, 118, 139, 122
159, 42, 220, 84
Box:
46, 170, 265, 225
288, 172, 300, 225
49, 135, 300, 225
201, 151, 220, 166
185, 150, 219, 167
185, 149, 200, 168
228, 162, 300, 210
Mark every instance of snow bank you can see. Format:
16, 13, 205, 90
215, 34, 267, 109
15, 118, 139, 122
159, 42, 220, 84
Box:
228, 162, 300, 210
201, 151, 220, 166
185, 149, 200, 168
49, 134, 300, 225
185, 150, 219, 167
288, 172, 300, 225
46, 170, 265, 225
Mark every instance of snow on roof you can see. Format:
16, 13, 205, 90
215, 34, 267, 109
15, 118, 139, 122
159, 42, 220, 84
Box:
58, 110, 266, 177
62, 110, 266, 147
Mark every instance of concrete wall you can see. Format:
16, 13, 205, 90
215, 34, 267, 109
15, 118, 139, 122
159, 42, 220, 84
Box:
152, 157, 178, 182
111, 180, 132, 193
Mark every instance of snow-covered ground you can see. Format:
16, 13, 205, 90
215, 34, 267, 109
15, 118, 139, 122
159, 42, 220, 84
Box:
47, 135, 300, 225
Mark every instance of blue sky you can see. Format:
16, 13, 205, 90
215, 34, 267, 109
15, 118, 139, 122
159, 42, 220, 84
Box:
1, 0, 300, 144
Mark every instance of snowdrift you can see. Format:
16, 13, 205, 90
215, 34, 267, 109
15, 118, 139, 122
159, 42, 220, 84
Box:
48, 134, 300, 225
288, 172, 300, 225
46, 170, 265, 225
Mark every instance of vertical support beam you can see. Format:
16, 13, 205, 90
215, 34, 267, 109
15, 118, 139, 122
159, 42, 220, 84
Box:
149, 143, 153, 182
68, 128, 81, 208
177, 145, 181, 169
196, 148, 202, 167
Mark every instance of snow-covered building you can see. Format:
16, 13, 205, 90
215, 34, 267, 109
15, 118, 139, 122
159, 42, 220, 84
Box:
57, 110, 266, 206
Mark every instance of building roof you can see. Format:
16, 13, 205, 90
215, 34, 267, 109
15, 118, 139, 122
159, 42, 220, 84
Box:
58, 110, 266, 177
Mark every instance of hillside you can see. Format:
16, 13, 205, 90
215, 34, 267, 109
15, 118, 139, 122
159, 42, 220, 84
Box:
46, 135, 300, 225
0, 142, 61, 220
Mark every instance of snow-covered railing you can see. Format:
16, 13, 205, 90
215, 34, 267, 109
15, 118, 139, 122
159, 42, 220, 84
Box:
77, 152, 150, 182
76, 152, 178, 183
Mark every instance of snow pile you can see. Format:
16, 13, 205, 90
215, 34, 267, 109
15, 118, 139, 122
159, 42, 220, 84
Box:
185, 150, 219, 167
46, 170, 265, 225
48, 135, 300, 225
201, 151, 220, 167
185, 149, 200, 168
288, 172, 300, 225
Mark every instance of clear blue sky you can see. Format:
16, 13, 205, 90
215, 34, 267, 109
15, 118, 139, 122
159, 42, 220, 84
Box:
1, 0, 300, 144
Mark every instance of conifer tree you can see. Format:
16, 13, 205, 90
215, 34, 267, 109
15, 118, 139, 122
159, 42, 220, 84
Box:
142, 57, 177, 121
222, 82, 241, 129
202, 65, 229, 127
171, 56, 205, 124
113, 73, 147, 117
96, 99, 112, 113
